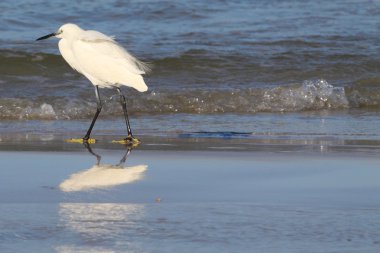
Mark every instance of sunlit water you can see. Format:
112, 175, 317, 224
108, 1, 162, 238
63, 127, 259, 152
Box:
1, 1, 380, 252
0, 150, 380, 252
1, 0, 380, 132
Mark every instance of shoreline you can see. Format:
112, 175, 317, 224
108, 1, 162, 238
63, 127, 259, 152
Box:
0, 132, 379, 155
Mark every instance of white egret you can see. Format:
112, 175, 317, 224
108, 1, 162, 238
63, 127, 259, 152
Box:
36, 23, 150, 144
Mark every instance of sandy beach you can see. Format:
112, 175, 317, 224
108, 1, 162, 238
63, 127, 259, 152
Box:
0, 135, 380, 253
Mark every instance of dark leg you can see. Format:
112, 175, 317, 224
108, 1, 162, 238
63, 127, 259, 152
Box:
83, 86, 102, 141
117, 88, 133, 137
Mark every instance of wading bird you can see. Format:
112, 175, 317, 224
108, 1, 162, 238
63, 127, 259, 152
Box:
36, 23, 150, 144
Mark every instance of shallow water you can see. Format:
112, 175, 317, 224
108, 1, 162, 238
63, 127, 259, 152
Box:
1, 202, 380, 253
1, 1, 380, 147
1, 2, 380, 252
0, 150, 380, 252
1, 111, 380, 151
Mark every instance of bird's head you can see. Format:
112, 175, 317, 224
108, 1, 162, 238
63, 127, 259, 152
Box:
36, 23, 83, 41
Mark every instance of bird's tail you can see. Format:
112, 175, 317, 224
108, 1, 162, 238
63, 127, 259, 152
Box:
136, 78, 148, 92
135, 59, 152, 75
125, 74, 148, 92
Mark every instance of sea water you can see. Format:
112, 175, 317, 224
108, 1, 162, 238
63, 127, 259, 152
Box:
1, 2, 380, 252
0, 0, 380, 141
0, 150, 380, 253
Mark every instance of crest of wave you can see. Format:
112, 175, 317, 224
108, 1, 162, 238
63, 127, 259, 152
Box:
260, 79, 349, 112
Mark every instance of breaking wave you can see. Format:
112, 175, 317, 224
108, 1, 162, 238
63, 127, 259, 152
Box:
0, 79, 379, 120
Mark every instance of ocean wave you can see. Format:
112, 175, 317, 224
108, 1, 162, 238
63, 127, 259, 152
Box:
0, 49, 254, 78
2, 48, 380, 89
0, 80, 379, 120
0, 49, 69, 78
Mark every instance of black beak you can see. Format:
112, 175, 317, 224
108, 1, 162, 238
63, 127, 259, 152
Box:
36, 32, 56, 41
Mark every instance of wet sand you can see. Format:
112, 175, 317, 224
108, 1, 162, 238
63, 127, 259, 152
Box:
0, 136, 380, 252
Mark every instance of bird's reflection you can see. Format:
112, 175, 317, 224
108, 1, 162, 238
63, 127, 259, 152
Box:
59, 144, 147, 192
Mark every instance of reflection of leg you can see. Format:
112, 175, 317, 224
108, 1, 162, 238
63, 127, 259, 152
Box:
83, 142, 101, 165
117, 88, 133, 137
117, 147, 132, 166
83, 86, 102, 141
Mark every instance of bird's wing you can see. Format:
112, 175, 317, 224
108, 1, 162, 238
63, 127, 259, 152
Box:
78, 30, 150, 75
71, 32, 149, 91
80, 30, 116, 43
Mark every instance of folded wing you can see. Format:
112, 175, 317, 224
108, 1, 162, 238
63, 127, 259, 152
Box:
72, 30, 149, 92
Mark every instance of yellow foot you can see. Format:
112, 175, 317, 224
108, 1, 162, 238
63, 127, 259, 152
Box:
112, 135, 141, 146
65, 138, 96, 144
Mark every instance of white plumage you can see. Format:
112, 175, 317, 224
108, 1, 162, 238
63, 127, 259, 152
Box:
56, 23, 149, 92
37, 23, 150, 142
